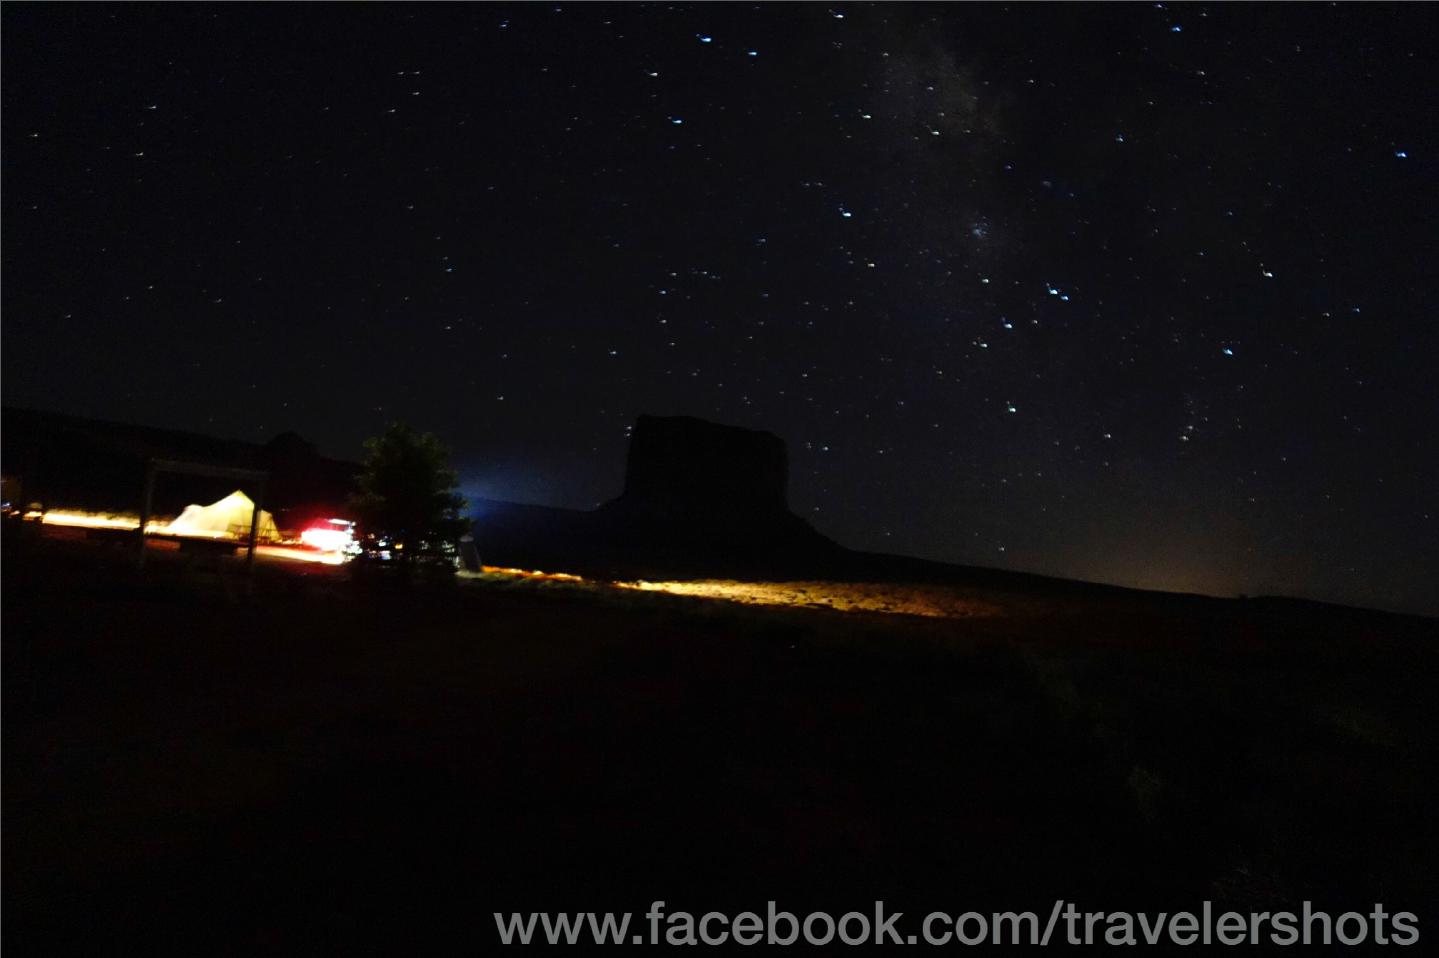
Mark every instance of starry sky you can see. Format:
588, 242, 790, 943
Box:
4, 3, 1436, 614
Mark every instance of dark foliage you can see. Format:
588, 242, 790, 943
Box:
350, 423, 467, 554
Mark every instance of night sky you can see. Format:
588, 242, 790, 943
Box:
4, 3, 1436, 614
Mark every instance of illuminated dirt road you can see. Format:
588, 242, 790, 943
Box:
473, 566, 1002, 620
615, 579, 1002, 619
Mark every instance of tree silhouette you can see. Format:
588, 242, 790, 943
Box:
350, 423, 467, 562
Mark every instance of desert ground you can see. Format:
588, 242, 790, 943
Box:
4, 534, 1435, 953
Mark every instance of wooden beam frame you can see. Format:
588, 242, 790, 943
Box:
137, 459, 270, 571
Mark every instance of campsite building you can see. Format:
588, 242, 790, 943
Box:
1, 407, 357, 539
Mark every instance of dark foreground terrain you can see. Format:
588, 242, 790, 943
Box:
4, 538, 1436, 954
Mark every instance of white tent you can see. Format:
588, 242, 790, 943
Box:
165, 490, 280, 542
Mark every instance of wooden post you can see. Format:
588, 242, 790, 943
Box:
137, 459, 156, 570
245, 480, 265, 574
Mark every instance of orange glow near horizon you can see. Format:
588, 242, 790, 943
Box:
613, 579, 1002, 619
21, 516, 997, 615
32, 511, 163, 532
33, 510, 241, 539
478, 564, 1000, 620
478, 565, 587, 582
28, 511, 329, 552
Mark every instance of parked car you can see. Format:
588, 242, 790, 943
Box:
350, 531, 459, 582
